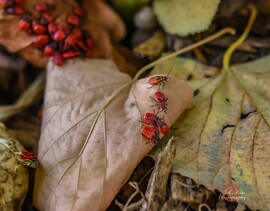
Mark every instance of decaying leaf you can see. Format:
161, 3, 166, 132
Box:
0, 123, 37, 210
150, 55, 270, 210
0, 16, 36, 53
153, 0, 220, 36
33, 58, 193, 211
134, 31, 166, 60
84, 0, 126, 41
143, 137, 176, 210
0, 73, 45, 121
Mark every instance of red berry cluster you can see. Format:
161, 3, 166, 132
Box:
141, 73, 171, 144
15, 2, 93, 66
0, 0, 24, 15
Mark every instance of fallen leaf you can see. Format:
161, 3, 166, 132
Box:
33, 58, 193, 211
133, 31, 166, 60
0, 16, 35, 52
143, 137, 176, 210
18, 45, 48, 68
150, 55, 270, 210
0, 123, 37, 210
84, 0, 126, 41
153, 0, 221, 36
0, 73, 45, 121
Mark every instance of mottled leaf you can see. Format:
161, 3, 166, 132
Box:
150, 56, 270, 210
0, 123, 37, 210
153, 0, 220, 36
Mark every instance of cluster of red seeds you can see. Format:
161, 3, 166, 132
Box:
0, 0, 24, 15
141, 72, 171, 144
16, 2, 93, 66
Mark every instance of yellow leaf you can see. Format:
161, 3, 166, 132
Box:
150, 55, 270, 210
0, 123, 36, 210
153, 0, 220, 36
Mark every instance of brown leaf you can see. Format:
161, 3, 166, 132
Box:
33, 59, 193, 210
0, 16, 35, 52
84, 0, 126, 41
18, 45, 48, 68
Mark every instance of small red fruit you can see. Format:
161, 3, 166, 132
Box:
53, 29, 69, 41
34, 2, 52, 12
5, 6, 25, 15
40, 12, 54, 25
33, 24, 47, 35
72, 6, 85, 17
63, 28, 82, 50
18, 14, 32, 31
48, 22, 58, 36
67, 14, 80, 26
35, 34, 49, 48
0, 0, 15, 8
44, 42, 57, 57
53, 51, 63, 66
62, 50, 81, 59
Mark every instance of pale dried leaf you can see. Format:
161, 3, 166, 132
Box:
150, 56, 270, 210
33, 59, 193, 211
153, 0, 220, 36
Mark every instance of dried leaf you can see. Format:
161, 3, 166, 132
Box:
0, 73, 45, 121
33, 59, 193, 210
0, 123, 36, 210
143, 137, 176, 210
84, 0, 126, 41
134, 31, 166, 60
153, 0, 221, 36
150, 55, 270, 210
0, 16, 35, 52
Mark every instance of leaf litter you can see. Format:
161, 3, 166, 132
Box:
150, 5, 270, 210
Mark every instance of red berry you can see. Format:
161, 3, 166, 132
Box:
18, 14, 32, 31
48, 22, 58, 36
67, 14, 80, 26
5, 6, 24, 15
57, 24, 69, 30
53, 52, 63, 66
33, 24, 47, 35
0, 0, 15, 7
63, 28, 82, 50
35, 34, 49, 48
40, 12, 54, 25
34, 2, 52, 12
62, 50, 81, 59
44, 42, 57, 57
53, 29, 69, 42
72, 6, 85, 17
